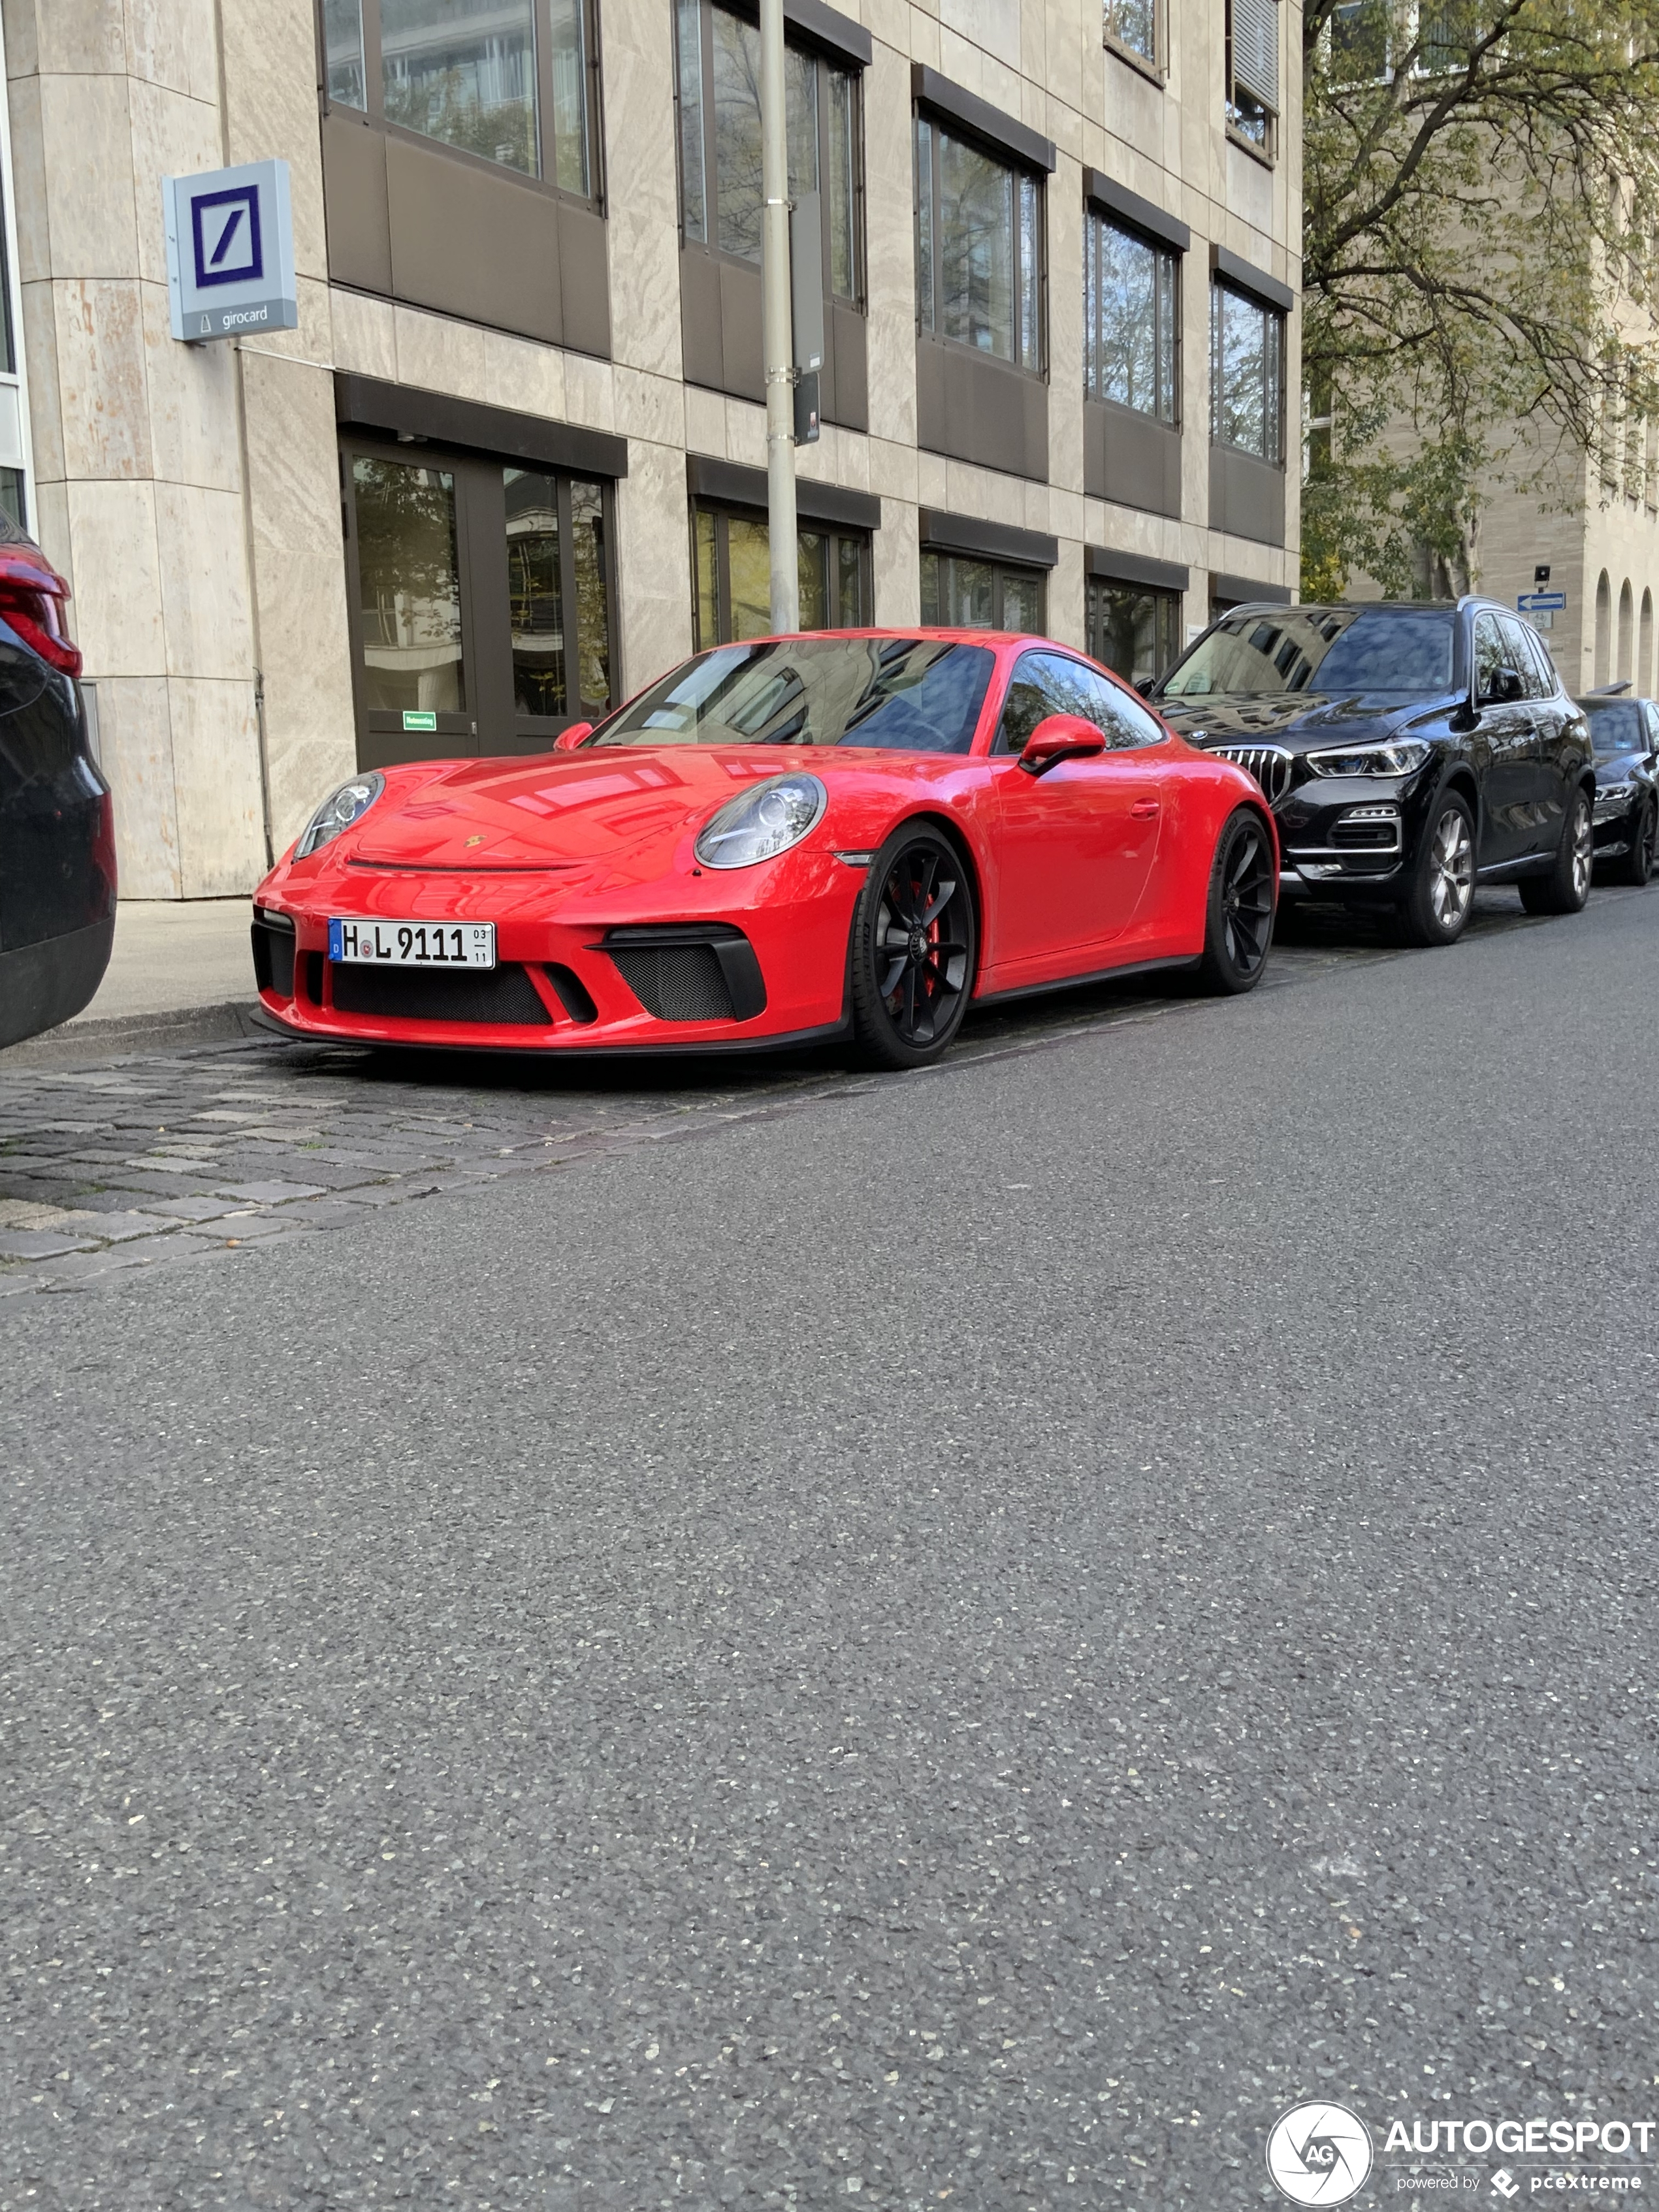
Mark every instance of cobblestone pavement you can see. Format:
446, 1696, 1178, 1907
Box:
0, 899, 1528, 1298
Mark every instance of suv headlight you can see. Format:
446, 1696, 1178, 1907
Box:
1595, 779, 1635, 811
694, 772, 827, 869
1304, 739, 1431, 778
295, 773, 384, 858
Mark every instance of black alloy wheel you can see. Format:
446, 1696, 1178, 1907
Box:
848, 825, 976, 1068
1396, 793, 1475, 947
1613, 797, 1656, 888
1520, 788, 1594, 916
1195, 807, 1275, 994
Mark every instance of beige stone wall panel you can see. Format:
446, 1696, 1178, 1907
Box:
600, 0, 685, 382
615, 435, 693, 693
154, 481, 256, 679
17, 0, 126, 77
238, 349, 359, 850
53, 278, 153, 478
862, 45, 916, 453
873, 494, 919, 624
221, 0, 329, 280
329, 286, 398, 381
38, 71, 137, 278
67, 477, 165, 672
140, 282, 242, 489
5, 71, 49, 285
124, 0, 217, 101
95, 673, 180, 896
18, 276, 63, 479
168, 675, 266, 892
128, 77, 221, 285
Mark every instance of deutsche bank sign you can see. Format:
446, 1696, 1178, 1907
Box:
163, 161, 298, 343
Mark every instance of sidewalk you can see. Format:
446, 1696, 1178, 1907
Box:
0, 900, 263, 1070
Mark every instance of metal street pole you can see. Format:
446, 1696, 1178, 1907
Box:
760, 0, 799, 632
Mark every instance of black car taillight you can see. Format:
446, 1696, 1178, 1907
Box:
0, 554, 82, 679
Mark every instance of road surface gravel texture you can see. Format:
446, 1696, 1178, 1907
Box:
1, 891, 1654, 2210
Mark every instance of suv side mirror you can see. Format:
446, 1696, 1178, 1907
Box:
553, 721, 594, 752
1018, 714, 1107, 778
1480, 667, 1524, 706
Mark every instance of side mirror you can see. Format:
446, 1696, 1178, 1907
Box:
1018, 713, 1106, 778
1481, 667, 1524, 706
553, 720, 594, 752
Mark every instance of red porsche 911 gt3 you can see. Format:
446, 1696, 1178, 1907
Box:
251, 630, 1276, 1068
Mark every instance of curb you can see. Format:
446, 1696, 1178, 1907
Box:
0, 999, 270, 1073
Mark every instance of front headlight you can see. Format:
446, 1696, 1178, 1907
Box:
1304, 739, 1431, 778
694, 772, 827, 869
295, 773, 384, 858
1595, 780, 1635, 811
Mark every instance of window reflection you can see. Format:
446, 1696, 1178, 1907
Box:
506, 468, 566, 717
353, 457, 465, 714
1087, 579, 1180, 688
380, 0, 538, 173
692, 504, 871, 643
1210, 283, 1283, 462
1086, 216, 1177, 421
705, 7, 844, 277
570, 479, 612, 709
915, 118, 1042, 372
920, 551, 1045, 630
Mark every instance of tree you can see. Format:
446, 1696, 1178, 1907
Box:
1300, 0, 1659, 596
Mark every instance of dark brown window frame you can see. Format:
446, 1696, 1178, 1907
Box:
315, 0, 607, 214
672, 0, 867, 310
340, 431, 621, 771
690, 496, 873, 646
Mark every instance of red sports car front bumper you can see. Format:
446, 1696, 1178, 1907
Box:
251, 848, 863, 1053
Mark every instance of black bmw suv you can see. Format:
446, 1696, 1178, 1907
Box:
1151, 600, 1595, 945
1576, 692, 1658, 885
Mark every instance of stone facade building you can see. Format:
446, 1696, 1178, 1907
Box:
4, 0, 1301, 897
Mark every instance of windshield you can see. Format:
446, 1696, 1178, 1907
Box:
1160, 608, 1457, 700
1583, 701, 1647, 756
588, 637, 998, 754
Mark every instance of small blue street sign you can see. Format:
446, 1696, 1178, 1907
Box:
1518, 591, 1567, 612
164, 161, 297, 344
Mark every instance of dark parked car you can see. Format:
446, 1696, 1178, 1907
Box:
1151, 599, 1595, 945
0, 517, 114, 1048
1577, 692, 1658, 886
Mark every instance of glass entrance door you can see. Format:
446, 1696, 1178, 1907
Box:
343, 439, 618, 770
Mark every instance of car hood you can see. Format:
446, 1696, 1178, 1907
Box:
342, 745, 933, 871
1154, 691, 1457, 754
1590, 747, 1647, 780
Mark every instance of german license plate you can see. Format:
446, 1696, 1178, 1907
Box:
328, 918, 496, 969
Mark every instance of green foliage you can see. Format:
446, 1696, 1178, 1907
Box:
1302, 0, 1659, 595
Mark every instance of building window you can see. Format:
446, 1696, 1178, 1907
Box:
920, 551, 1046, 631
1225, 0, 1279, 153
1087, 576, 1181, 688
1210, 283, 1283, 464
1085, 213, 1178, 421
323, 0, 597, 196
344, 440, 615, 768
691, 504, 871, 647
675, 0, 861, 302
914, 116, 1042, 373
1104, 0, 1159, 69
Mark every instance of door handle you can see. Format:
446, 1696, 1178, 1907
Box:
1130, 797, 1159, 818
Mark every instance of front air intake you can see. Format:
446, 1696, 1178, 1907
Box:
330, 963, 553, 1025
601, 925, 767, 1023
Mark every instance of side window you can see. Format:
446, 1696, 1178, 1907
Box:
995, 652, 1069, 752
996, 652, 1168, 753
1473, 613, 1505, 701
1499, 615, 1548, 699
1644, 702, 1659, 749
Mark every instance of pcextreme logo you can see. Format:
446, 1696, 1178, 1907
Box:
1266, 2102, 1376, 2204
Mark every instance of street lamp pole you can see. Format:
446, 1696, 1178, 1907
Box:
760, 0, 799, 632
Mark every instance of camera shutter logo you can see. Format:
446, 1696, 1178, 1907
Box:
1266, 2101, 1375, 2205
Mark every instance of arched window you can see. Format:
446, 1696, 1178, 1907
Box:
1641, 589, 1654, 698
1619, 579, 1635, 683
1595, 570, 1613, 686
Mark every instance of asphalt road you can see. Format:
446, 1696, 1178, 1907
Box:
3, 888, 1656, 2211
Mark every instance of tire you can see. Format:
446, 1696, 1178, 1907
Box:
1519, 787, 1593, 915
1612, 797, 1656, 888
848, 825, 976, 1068
1395, 793, 1475, 946
1195, 807, 1275, 994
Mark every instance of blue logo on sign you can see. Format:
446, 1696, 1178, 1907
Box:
190, 184, 263, 289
